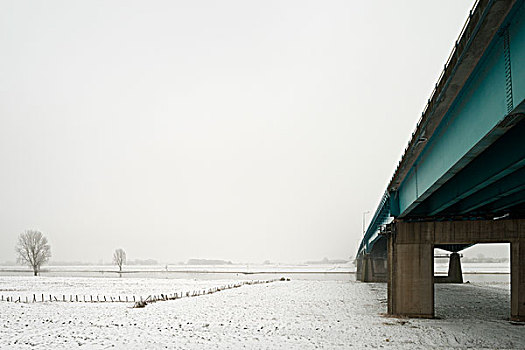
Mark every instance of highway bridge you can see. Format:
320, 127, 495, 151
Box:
355, 0, 525, 321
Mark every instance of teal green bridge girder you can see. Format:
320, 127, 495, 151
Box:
358, 0, 525, 258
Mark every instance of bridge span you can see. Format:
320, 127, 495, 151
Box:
356, 0, 525, 321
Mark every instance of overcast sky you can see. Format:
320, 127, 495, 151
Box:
2, 0, 503, 264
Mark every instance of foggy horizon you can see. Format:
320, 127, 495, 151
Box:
1, 0, 507, 265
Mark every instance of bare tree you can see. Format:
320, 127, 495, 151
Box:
113, 248, 126, 272
15, 230, 51, 276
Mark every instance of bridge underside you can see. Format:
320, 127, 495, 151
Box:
403, 115, 525, 224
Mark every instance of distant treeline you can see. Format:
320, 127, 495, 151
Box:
305, 257, 349, 265
186, 259, 233, 265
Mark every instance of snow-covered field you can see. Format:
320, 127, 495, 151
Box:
0, 276, 255, 303
0, 263, 355, 275
0, 261, 510, 277
0, 273, 523, 349
434, 261, 509, 274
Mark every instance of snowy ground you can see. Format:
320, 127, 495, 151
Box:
0, 263, 355, 277
0, 261, 510, 275
0, 275, 523, 349
0, 276, 248, 303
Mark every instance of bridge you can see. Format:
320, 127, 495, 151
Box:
355, 0, 525, 322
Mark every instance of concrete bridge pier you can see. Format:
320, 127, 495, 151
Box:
387, 223, 434, 317
511, 238, 525, 322
356, 238, 388, 282
355, 256, 363, 281
360, 255, 387, 282
387, 219, 525, 321
357, 255, 386, 282
434, 252, 463, 284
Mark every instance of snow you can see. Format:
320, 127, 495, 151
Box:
435, 261, 510, 274
0, 276, 247, 302
0, 273, 523, 349
0, 261, 510, 277
0, 263, 355, 275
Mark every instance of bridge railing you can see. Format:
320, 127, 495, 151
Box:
358, 191, 391, 256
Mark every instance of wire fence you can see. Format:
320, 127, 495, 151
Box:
0, 278, 287, 307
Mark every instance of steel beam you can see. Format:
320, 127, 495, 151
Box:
407, 117, 525, 217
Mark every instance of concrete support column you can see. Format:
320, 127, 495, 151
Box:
355, 257, 363, 282
447, 252, 463, 283
511, 238, 525, 322
388, 222, 434, 318
435, 252, 463, 283
371, 257, 388, 282
361, 256, 386, 282
362, 255, 372, 282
